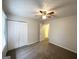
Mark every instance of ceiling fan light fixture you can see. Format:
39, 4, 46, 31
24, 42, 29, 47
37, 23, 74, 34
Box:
42, 15, 46, 19
39, 10, 55, 19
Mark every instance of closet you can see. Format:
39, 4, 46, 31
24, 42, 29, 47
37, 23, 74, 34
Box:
8, 20, 28, 50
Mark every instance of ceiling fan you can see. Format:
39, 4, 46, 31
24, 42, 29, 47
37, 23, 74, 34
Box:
35, 10, 55, 19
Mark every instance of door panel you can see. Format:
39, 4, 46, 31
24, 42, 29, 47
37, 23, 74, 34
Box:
18, 22, 28, 47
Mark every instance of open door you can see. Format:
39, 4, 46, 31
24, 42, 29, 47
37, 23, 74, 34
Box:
40, 23, 50, 41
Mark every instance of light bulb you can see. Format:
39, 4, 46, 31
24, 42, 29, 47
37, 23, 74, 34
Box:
42, 15, 46, 19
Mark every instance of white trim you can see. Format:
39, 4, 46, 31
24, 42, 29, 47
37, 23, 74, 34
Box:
49, 41, 77, 53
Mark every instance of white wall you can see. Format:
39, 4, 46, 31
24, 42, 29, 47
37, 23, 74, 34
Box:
7, 16, 40, 46
49, 15, 77, 53
2, 12, 8, 56
27, 19, 40, 44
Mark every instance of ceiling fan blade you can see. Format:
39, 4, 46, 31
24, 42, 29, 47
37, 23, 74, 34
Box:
47, 11, 54, 15
47, 14, 56, 18
40, 11, 43, 13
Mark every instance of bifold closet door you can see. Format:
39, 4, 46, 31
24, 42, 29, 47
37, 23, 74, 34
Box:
8, 21, 28, 50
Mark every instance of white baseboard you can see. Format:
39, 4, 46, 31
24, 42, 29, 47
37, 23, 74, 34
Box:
27, 41, 39, 45
49, 41, 77, 53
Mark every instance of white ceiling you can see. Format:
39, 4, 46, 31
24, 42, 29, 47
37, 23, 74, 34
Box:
3, 0, 77, 20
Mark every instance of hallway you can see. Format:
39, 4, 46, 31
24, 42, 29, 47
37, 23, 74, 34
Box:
7, 40, 77, 59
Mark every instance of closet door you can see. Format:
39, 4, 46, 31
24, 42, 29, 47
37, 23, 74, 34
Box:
18, 22, 28, 47
8, 21, 28, 50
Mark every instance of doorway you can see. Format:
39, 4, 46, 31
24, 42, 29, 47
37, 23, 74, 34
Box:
40, 23, 50, 41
